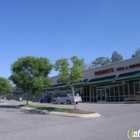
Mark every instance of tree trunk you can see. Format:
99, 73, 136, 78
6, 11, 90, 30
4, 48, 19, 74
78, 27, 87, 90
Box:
71, 86, 76, 109
26, 93, 29, 105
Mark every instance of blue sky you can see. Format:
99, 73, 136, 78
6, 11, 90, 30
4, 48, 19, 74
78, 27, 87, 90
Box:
0, 0, 140, 78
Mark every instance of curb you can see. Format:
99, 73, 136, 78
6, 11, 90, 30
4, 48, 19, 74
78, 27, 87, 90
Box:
0, 103, 7, 105
50, 111, 101, 118
20, 107, 101, 118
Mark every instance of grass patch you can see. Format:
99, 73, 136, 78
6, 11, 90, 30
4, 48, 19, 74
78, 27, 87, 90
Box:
0, 102, 4, 103
24, 105, 94, 114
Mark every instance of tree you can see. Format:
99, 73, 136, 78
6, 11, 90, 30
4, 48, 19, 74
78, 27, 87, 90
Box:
0, 77, 12, 93
91, 57, 110, 67
132, 47, 140, 58
81, 63, 93, 71
10, 56, 53, 105
54, 56, 84, 109
111, 51, 123, 63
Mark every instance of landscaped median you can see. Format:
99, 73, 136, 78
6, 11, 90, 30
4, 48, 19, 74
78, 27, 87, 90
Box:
20, 105, 101, 118
0, 101, 7, 105
0, 101, 4, 103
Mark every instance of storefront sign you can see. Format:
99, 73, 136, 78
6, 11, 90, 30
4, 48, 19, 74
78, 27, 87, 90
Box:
95, 68, 114, 75
95, 63, 140, 75
116, 66, 128, 71
117, 63, 140, 71
129, 63, 140, 68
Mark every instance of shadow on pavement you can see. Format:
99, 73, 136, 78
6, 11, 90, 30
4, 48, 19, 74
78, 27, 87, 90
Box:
0, 104, 49, 115
20, 109, 49, 115
0, 105, 21, 109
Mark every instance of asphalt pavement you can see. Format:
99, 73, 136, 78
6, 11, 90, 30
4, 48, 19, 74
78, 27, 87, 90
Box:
0, 100, 140, 140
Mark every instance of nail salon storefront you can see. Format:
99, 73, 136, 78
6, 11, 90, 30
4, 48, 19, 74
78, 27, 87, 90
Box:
48, 57, 140, 102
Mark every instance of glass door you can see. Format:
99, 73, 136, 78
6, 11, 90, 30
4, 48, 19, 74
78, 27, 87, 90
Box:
102, 90, 106, 101
97, 89, 106, 102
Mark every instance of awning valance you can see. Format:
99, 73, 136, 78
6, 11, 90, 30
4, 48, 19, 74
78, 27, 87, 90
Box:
73, 79, 88, 87
45, 79, 88, 90
87, 75, 116, 85
116, 71, 140, 81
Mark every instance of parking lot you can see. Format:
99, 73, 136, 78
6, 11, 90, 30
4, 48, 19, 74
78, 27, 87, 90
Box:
0, 100, 140, 140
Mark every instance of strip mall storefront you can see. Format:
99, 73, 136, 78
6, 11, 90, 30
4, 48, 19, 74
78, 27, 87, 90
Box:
48, 57, 140, 102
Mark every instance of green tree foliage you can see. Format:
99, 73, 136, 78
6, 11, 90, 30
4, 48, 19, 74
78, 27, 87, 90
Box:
111, 51, 123, 63
10, 56, 53, 104
0, 77, 12, 93
82, 63, 93, 71
54, 56, 84, 109
91, 57, 110, 67
132, 47, 140, 58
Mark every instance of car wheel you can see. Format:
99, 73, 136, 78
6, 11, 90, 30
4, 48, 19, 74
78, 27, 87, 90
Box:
67, 100, 71, 104
76, 102, 78, 104
53, 100, 57, 104
40, 100, 43, 103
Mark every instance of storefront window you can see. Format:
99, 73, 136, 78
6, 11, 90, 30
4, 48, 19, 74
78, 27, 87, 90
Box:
124, 83, 129, 97
94, 86, 97, 102
115, 86, 119, 96
129, 81, 134, 96
119, 85, 123, 95
110, 86, 114, 102
80, 88, 84, 100
106, 88, 110, 102
83, 86, 87, 101
110, 86, 114, 96
114, 85, 119, 102
119, 84, 124, 101
87, 86, 89, 96
134, 81, 140, 93
90, 86, 94, 102
90, 86, 93, 96
106, 88, 110, 96
79, 87, 83, 95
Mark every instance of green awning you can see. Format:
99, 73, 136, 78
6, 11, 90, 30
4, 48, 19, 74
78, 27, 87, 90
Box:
116, 71, 140, 81
42, 87, 53, 91
73, 82, 84, 86
53, 85, 66, 89
52, 83, 66, 89
73, 79, 88, 87
87, 75, 116, 85
43, 84, 66, 90
44, 79, 88, 90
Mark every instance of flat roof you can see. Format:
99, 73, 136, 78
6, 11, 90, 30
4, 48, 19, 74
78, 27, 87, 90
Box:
51, 56, 140, 78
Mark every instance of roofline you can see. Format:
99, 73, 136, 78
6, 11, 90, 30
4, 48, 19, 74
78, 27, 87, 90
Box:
83, 56, 140, 73
51, 56, 140, 77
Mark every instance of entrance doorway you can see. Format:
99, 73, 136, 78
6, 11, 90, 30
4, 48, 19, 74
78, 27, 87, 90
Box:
96, 89, 106, 102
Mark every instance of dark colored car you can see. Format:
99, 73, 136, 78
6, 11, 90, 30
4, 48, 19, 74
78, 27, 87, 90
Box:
40, 95, 53, 103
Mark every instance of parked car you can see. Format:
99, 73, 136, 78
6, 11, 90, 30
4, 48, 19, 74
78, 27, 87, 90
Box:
40, 95, 53, 103
52, 94, 82, 104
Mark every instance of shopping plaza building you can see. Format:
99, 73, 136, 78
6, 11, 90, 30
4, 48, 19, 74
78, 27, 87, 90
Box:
46, 56, 140, 102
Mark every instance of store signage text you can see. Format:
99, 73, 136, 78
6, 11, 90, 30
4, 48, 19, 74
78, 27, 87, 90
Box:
95, 68, 114, 75
95, 63, 140, 75
117, 63, 140, 71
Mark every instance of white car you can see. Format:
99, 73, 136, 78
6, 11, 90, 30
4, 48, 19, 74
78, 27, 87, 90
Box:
52, 94, 82, 104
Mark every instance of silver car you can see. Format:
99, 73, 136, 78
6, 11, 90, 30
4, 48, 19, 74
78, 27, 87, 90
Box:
52, 94, 82, 104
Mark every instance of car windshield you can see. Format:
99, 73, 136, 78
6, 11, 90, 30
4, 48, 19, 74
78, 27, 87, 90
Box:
67, 94, 73, 97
